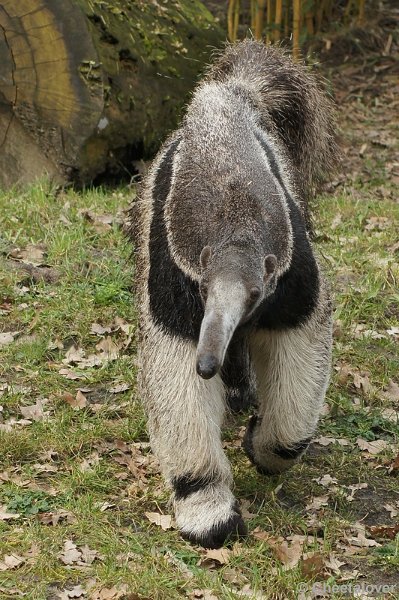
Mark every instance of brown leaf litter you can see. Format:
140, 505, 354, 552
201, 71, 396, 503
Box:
58, 540, 101, 568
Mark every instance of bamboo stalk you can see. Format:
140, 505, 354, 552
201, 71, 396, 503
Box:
292, 0, 301, 60
251, 0, 257, 31
233, 0, 240, 40
274, 0, 283, 41
255, 0, 267, 40
305, 10, 314, 36
344, 0, 354, 20
284, 0, 290, 38
266, 0, 273, 44
227, 0, 235, 41
227, 0, 240, 41
316, 0, 326, 33
358, 0, 365, 24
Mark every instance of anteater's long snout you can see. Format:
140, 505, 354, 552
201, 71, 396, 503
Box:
196, 287, 247, 380
196, 351, 219, 380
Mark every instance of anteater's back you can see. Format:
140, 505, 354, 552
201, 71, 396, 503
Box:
204, 40, 338, 200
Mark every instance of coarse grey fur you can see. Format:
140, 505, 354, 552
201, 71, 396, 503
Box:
131, 40, 338, 549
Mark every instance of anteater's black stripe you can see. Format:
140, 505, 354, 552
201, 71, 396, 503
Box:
254, 132, 292, 201
172, 473, 213, 501
181, 503, 247, 549
274, 438, 311, 460
148, 139, 203, 340
253, 131, 320, 329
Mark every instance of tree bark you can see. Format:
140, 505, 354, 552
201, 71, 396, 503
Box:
0, 0, 223, 187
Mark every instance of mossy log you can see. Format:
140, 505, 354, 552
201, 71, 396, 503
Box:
0, 0, 223, 187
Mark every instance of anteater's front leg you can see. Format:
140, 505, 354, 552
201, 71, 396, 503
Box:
139, 321, 247, 548
244, 288, 332, 475
221, 331, 257, 414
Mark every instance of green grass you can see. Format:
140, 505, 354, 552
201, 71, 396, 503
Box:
0, 180, 398, 599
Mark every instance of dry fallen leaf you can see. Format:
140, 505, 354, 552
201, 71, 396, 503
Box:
314, 436, 350, 447
89, 583, 132, 600
300, 552, 325, 578
57, 584, 86, 599
33, 462, 58, 474
0, 505, 20, 521
0, 554, 25, 571
380, 408, 398, 423
240, 499, 257, 519
113, 316, 132, 336
368, 524, 399, 540
78, 453, 100, 473
89, 584, 130, 600
145, 511, 173, 531
95, 336, 120, 360
80, 545, 99, 566
61, 338, 121, 371
221, 566, 249, 587
20, 399, 50, 421
336, 363, 352, 385
383, 380, 399, 403
58, 368, 86, 381
252, 527, 272, 542
0, 331, 19, 347
80, 209, 114, 233
331, 213, 342, 229
62, 346, 86, 365
364, 216, 389, 231
189, 590, 219, 600
0, 586, 26, 597
200, 548, 232, 567
47, 338, 64, 351
356, 438, 390, 454
324, 554, 345, 574
383, 503, 398, 518
9, 244, 47, 266
61, 390, 88, 410
90, 322, 112, 336
233, 584, 267, 599
268, 536, 303, 570
352, 324, 387, 340
305, 495, 329, 511
388, 240, 399, 254
109, 382, 130, 394
58, 540, 100, 567
345, 522, 381, 549
38, 510, 76, 526
0, 417, 33, 432
95, 501, 115, 512
313, 474, 338, 488
59, 540, 82, 565
353, 372, 374, 396
345, 482, 368, 502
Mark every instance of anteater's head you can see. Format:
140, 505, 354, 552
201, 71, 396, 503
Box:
196, 243, 277, 379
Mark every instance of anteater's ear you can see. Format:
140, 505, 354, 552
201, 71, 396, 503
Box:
200, 246, 212, 270
264, 254, 277, 282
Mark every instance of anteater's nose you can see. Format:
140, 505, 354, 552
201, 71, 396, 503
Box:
196, 354, 219, 379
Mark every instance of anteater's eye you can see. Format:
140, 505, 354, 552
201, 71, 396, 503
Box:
249, 286, 261, 303
200, 286, 208, 300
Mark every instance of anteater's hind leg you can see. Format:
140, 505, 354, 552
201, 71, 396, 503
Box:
243, 295, 332, 475
139, 321, 247, 548
221, 332, 257, 414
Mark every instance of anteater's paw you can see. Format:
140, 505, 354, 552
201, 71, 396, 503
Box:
226, 386, 257, 414
243, 415, 311, 475
180, 507, 247, 549
174, 484, 247, 549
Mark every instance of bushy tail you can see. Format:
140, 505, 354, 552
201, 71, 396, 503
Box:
205, 40, 339, 200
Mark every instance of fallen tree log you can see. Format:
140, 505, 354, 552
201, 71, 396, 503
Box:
0, 0, 223, 187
